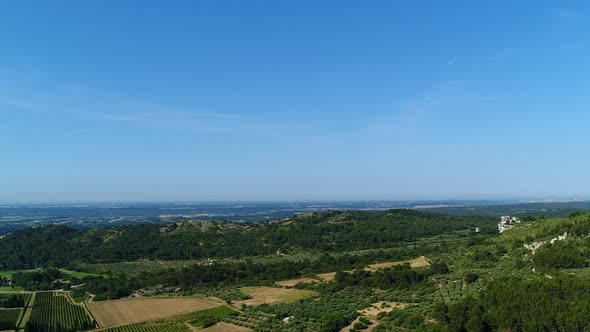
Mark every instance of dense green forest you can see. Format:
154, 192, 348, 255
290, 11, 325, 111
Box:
0, 209, 494, 268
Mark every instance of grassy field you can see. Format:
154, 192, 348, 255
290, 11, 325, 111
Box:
235, 287, 318, 306
0, 269, 40, 278
366, 255, 431, 271
58, 269, 103, 278
0, 286, 24, 292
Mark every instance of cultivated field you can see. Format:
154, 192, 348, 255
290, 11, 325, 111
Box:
28, 292, 95, 331
235, 287, 317, 306
88, 297, 221, 327
366, 256, 430, 271
275, 277, 318, 287
98, 305, 236, 332
317, 272, 337, 281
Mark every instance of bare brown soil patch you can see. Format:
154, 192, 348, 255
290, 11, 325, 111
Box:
88, 297, 220, 327
235, 287, 317, 306
317, 272, 337, 281
366, 256, 430, 271
275, 277, 318, 287
201, 322, 252, 332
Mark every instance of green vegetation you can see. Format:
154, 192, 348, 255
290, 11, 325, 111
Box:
0, 285, 25, 292
188, 305, 237, 328
0, 269, 40, 278
3, 209, 590, 331
0, 209, 495, 269
26, 292, 95, 332
58, 269, 102, 279
0, 292, 30, 308
0, 308, 21, 330
12, 269, 70, 291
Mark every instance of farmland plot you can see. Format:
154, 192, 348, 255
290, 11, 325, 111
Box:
27, 292, 95, 332
88, 297, 221, 327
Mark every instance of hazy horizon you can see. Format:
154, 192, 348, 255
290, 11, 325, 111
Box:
1, 196, 588, 206
3, 2, 590, 202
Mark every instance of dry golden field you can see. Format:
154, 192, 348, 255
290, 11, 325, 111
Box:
88, 297, 221, 327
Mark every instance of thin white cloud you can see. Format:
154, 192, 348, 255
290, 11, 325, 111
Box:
489, 48, 519, 61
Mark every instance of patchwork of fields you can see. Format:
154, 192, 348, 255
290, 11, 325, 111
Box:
0, 255, 434, 331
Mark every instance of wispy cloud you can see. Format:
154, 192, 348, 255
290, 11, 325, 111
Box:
489, 48, 519, 61
0, 67, 339, 146
359, 81, 499, 142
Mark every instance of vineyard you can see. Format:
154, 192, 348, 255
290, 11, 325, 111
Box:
0, 308, 21, 330
26, 292, 95, 332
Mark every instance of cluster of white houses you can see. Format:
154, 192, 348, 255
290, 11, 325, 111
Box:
498, 215, 521, 233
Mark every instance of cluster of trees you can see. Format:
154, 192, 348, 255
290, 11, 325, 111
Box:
12, 269, 68, 291
256, 286, 374, 332
0, 294, 25, 308
334, 262, 449, 290
432, 276, 590, 331
0, 209, 495, 269
83, 275, 137, 301
534, 241, 589, 269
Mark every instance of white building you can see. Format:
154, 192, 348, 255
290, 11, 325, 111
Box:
498, 215, 520, 233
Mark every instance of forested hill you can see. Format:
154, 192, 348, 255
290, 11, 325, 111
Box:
0, 209, 495, 269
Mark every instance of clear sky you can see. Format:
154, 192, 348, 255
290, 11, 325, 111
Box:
2, 1, 590, 202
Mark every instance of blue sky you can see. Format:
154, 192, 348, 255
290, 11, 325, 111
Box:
2, 1, 590, 202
